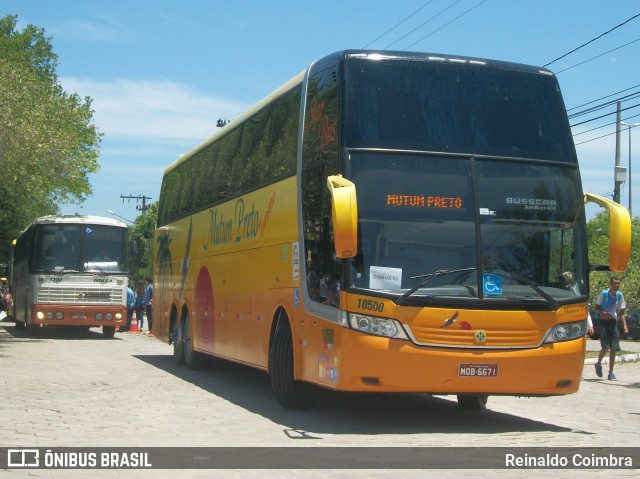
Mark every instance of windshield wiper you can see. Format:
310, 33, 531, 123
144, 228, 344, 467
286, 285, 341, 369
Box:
394, 267, 476, 305
484, 271, 559, 309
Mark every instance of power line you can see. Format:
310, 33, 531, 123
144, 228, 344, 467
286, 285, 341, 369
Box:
362, 1, 436, 49
568, 90, 640, 119
384, 0, 462, 49
567, 84, 640, 112
570, 101, 640, 128
573, 112, 640, 137
554, 37, 640, 74
543, 12, 640, 67
403, 0, 489, 50
573, 113, 640, 146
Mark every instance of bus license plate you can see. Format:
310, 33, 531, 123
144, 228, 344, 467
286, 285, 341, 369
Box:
72, 314, 87, 320
458, 363, 498, 377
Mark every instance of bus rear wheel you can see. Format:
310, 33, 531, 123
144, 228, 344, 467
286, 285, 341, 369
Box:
183, 314, 207, 370
172, 319, 185, 365
269, 314, 315, 410
457, 394, 488, 411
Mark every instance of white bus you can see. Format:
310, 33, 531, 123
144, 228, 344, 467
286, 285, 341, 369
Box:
11, 215, 130, 338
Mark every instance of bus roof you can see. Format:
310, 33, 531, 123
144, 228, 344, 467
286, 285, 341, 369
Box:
336, 49, 554, 75
24, 215, 128, 230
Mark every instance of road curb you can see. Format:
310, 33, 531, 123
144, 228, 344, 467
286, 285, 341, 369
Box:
584, 352, 640, 365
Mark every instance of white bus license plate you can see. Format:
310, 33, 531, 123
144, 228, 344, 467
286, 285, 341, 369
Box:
458, 363, 498, 377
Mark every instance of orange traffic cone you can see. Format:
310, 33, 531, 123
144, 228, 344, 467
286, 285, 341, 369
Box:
129, 310, 139, 333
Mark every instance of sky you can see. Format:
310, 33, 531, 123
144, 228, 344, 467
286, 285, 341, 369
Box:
3, 0, 640, 223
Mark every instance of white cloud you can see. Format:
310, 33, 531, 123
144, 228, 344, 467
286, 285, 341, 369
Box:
60, 77, 250, 142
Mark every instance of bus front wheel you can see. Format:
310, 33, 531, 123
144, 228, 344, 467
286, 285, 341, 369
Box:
457, 394, 488, 411
103, 326, 115, 339
269, 314, 315, 410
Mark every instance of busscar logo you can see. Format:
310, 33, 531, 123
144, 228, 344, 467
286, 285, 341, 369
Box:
8, 449, 39, 468
506, 197, 557, 211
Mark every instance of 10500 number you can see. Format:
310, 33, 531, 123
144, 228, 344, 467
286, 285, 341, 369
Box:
357, 299, 385, 313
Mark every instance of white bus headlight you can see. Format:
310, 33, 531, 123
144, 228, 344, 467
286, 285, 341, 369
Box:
349, 313, 409, 340
544, 320, 587, 343
46, 312, 54, 320
106, 313, 113, 321
96, 313, 104, 321
55, 312, 64, 320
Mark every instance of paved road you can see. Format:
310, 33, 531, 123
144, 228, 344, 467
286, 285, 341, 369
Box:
0, 323, 638, 478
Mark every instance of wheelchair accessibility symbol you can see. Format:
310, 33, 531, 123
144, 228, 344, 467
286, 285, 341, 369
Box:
483, 273, 502, 295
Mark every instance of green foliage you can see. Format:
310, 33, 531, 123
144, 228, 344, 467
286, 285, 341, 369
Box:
128, 203, 158, 282
587, 211, 640, 308
0, 15, 101, 260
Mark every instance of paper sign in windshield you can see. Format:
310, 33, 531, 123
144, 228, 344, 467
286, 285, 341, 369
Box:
370, 266, 402, 290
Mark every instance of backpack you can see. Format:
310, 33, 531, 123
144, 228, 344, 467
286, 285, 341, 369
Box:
600, 290, 622, 314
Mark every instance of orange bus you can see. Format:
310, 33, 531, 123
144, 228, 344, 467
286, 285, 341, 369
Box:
12, 215, 130, 338
153, 50, 631, 410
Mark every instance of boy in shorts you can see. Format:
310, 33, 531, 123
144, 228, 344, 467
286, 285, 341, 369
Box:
593, 276, 629, 380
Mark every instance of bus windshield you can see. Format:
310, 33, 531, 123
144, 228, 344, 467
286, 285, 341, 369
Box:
33, 224, 128, 274
349, 152, 587, 305
344, 56, 575, 162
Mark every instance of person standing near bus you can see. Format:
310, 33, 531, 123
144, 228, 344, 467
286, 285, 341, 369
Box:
135, 283, 145, 331
123, 283, 135, 332
593, 276, 629, 380
144, 277, 154, 335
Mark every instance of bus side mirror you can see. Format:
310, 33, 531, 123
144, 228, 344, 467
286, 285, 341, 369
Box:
327, 175, 358, 259
584, 192, 631, 272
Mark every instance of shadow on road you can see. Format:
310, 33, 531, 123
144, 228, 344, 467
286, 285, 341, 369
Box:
135, 352, 580, 437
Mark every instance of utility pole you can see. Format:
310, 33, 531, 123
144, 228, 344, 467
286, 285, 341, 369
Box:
613, 101, 622, 204
120, 194, 152, 212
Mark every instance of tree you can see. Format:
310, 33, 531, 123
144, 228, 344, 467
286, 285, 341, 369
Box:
587, 211, 640, 308
128, 203, 158, 282
0, 15, 101, 260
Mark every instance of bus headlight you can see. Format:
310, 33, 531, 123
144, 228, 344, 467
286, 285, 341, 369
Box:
115, 313, 123, 320
544, 320, 587, 343
55, 312, 64, 320
349, 313, 409, 340
46, 312, 54, 320
96, 313, 104, 321
37, 311, 45, 320
106, 313, 113, 321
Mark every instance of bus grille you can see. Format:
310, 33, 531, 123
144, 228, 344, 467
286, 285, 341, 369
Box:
37, 286, 124, 305
409, 325, 542, 348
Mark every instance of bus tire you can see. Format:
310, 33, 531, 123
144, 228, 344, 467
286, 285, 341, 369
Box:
15, 300, 26, 330
269, 314, 314, 410
172, 319, 185, 365
183, 314, 207, 370
457, 394, 488, 411
103, 326, 116, 339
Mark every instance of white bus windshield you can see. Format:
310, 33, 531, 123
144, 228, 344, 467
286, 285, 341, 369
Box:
33, 224, 128, 274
